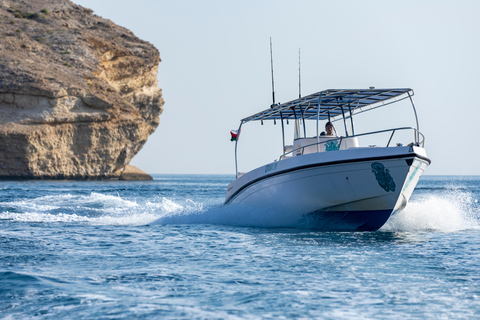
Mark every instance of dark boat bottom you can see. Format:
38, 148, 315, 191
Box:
302, 209, 394, 231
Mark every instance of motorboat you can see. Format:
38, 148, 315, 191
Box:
224, 88, 430, 231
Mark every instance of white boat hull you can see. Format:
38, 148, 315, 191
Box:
225, 146, 430, 231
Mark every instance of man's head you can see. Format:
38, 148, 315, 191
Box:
325, 122, 334, 135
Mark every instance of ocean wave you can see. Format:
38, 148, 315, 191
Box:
415, 186, 469, 191
1, 192, 139, 212
0, 211, 92, 223
0, 195, 206, 226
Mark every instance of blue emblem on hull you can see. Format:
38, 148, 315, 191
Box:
371, 162, 396, 192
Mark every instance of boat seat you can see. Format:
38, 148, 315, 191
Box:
292, 137, 359, 155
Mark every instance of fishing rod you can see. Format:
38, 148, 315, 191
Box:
270, 38, 286, 154
270, 37, 275, 107
298, 48, 301, 98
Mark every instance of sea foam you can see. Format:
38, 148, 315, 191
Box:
382, 192, 479, 232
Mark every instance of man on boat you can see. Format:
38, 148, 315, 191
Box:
321, 122, 338, 137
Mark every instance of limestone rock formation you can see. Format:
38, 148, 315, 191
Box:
119, 165, 153, 181
0, 0, 163, 179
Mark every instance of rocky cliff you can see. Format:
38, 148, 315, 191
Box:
0, 0, 163, 179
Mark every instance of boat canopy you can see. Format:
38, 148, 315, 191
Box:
241, 88, 414, 123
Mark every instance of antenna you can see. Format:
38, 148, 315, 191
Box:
298, 48, 301, 98
270, 37, 275, 106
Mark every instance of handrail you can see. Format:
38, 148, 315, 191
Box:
387, 130, 396, 147
280, 127, 425, 160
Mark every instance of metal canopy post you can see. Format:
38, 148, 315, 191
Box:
349, 105, 355, 135
316, 94, 322, 152
292, 108, 299, 139
407, 91, 420, 143
341, 106, 348, 137
280, 112, 285, 156
234, 121, 243, 179
299, 106, 306, 138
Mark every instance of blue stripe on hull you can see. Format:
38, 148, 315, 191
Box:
302, 209, 393, 231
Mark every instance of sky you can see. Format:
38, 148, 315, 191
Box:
74, 0, 480, 175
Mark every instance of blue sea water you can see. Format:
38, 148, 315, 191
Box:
1, 175, 480, 319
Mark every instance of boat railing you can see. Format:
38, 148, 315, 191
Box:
280, 127, 425, 160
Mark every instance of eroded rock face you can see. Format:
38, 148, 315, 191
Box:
0, 0, 163, 179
